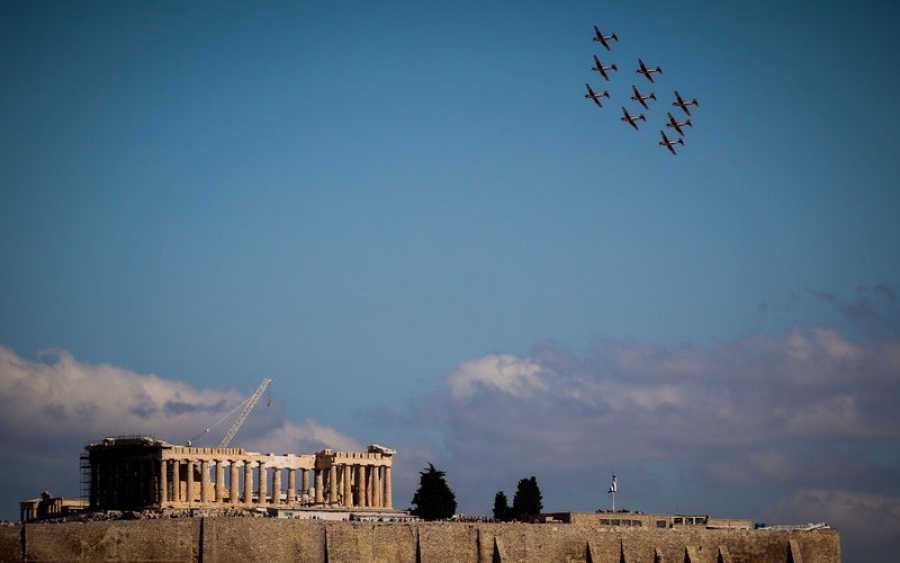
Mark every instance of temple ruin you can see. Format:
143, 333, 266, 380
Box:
81, 436, 396, 512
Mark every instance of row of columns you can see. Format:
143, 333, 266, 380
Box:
159, 459, 392, 509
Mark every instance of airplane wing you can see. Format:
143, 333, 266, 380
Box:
585, 84, 603, 108
659, 131, 677, 154
621, 108, 639, 130
666, 113, 684, 135
632, 85, 650, 109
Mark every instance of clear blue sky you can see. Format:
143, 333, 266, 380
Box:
2, 2, 899, 561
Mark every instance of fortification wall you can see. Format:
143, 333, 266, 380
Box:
0, 524, 21, 563
2, 518, 840, 563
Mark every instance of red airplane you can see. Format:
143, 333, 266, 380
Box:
665, 112, 692, 136
584, 83, 611, 108
630, 84, 656, 110
659, 130, 684, 155
673, 91, 699, 116
620, 107, 646, 131
636, 58, 663, 83
592, 26, 618, 51
591, 55, 618, 81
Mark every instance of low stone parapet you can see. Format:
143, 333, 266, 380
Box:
9, 517, 840, 563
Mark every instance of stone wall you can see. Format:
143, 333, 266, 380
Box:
0, 524, 21, 563
1, 519, 840, 563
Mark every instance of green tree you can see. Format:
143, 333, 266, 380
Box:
510, 476, 543, 520
410, 463, 457, 520
492, 491, 510, 521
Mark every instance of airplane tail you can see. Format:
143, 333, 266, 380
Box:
611, 63, 618, 71
686, 119, 692, 127
639, 114, 646, 121
693, 99, 699, 106
650, 93, 657, 101
677, 138, 684, 145
612, 33, 618, 41
657, 67, 663, 74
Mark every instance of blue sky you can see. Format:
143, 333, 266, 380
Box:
1, 1, 899, 561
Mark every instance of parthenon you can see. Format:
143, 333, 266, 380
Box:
82, 436, 395, 512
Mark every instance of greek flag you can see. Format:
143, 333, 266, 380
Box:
608, 473, 617, 493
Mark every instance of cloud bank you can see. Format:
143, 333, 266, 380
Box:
384, 326, 900, 563
2, 309, 898, 562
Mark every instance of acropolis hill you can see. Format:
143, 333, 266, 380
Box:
7, 436, 840, 563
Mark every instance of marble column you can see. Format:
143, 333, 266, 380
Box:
384, 466, 392, 509
186, 461, 195, 504
243, 462, 253, 504
272, 467, 282, 505
286, 469, 296, 504
301, 469, 309, 502
328, 465, 338, 504
230, 461, 239, 505
159, 460, 168, 505
373, 466, 381, 508
172, 460, 181, 502
343, 465, 352, 507
355, 465, 365, 507
215, 461, 225, 502
258, 462, 268, 505
314, 470, 324, 504
200, 460, 209, 504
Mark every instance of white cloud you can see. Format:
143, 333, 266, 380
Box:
244, 419, 363, 455
0, 346, 237, 442
446, 354, 548, 399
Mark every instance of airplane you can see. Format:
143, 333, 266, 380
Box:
665, 112, 692, 136
591, 55, 618, 81
630, 84, 656, 110
620, 107, 646, 131
592, 26, 618, 51
672, 90, 699, 116
659, 130, 684, 155
584, 83, 611, 108
636, 58, 663, 83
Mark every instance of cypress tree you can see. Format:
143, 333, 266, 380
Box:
410, 463, 457, 520
492, 490, 510, 521
510, 476, 543, 520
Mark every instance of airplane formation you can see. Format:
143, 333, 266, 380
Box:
586, 24, 699, 155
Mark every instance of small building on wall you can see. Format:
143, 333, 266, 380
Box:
19, 491, 87, 522
81, 436, 396, 512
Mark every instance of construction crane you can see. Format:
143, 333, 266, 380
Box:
187, 378, 271, 447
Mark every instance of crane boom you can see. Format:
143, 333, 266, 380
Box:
219, 378, 271, 448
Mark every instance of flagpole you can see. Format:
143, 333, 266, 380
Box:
607, 471, 617, 511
